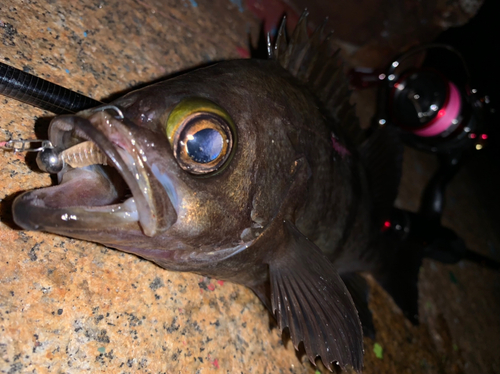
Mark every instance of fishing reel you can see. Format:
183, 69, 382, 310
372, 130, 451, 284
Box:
376, 44, 490, 154
364, 44, 499, 272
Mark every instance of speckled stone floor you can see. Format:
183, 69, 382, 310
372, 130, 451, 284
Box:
1, 1, 499, 374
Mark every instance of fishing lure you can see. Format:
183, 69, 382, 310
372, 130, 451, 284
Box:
1, 106, 123, 173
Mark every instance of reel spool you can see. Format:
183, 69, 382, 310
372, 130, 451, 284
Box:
378, 44, 489, 154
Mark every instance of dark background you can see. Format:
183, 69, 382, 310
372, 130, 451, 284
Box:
429, 0, 499, 168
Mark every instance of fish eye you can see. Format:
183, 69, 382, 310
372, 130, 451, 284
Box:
165, 98, 237, 175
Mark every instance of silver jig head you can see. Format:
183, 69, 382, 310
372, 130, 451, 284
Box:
1, 106, 121, 173
0, 138, 62, 173
36, 146, 65, 173
1, 138, 108, 174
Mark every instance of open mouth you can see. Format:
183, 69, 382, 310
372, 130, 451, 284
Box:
13, 110, 159, 237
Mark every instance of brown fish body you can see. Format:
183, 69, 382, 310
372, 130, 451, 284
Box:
112, 59, 373, 275
12, 17, 401, 372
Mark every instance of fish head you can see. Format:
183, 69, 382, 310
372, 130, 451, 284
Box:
13, 60, 313, 271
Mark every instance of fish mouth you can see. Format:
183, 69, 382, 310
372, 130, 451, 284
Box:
13, 109, 170, 238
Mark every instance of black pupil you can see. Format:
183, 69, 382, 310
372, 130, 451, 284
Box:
186, 128, 223, 163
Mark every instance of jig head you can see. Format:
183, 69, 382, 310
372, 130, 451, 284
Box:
1, 138, 108, 173
0, 105, 125, 173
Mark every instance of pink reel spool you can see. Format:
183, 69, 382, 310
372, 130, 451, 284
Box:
412, 81, 462, 137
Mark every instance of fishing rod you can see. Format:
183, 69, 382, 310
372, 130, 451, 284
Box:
0, 61, 101, 114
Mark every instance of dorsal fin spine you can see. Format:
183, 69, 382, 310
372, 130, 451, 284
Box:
286, 12, 310, 76
272, 13, 364, 146
275, 17, 288, 66
266, 32, 274, 59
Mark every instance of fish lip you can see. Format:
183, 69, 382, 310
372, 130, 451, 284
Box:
58, 113, 160, 236
13, 112, 163, 237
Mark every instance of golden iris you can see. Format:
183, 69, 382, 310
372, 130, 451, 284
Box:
165, 98, 237, 175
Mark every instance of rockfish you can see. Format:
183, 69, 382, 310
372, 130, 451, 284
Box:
12, 15, 402, 371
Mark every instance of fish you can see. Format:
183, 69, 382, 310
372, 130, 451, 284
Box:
11, 14, 404, 372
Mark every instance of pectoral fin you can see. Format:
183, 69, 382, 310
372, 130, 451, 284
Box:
269, 221, 363, 372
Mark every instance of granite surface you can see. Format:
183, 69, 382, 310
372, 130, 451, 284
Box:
1, 1, 499, 373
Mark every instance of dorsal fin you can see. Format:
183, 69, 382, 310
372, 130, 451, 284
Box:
271, 13, 364, 145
